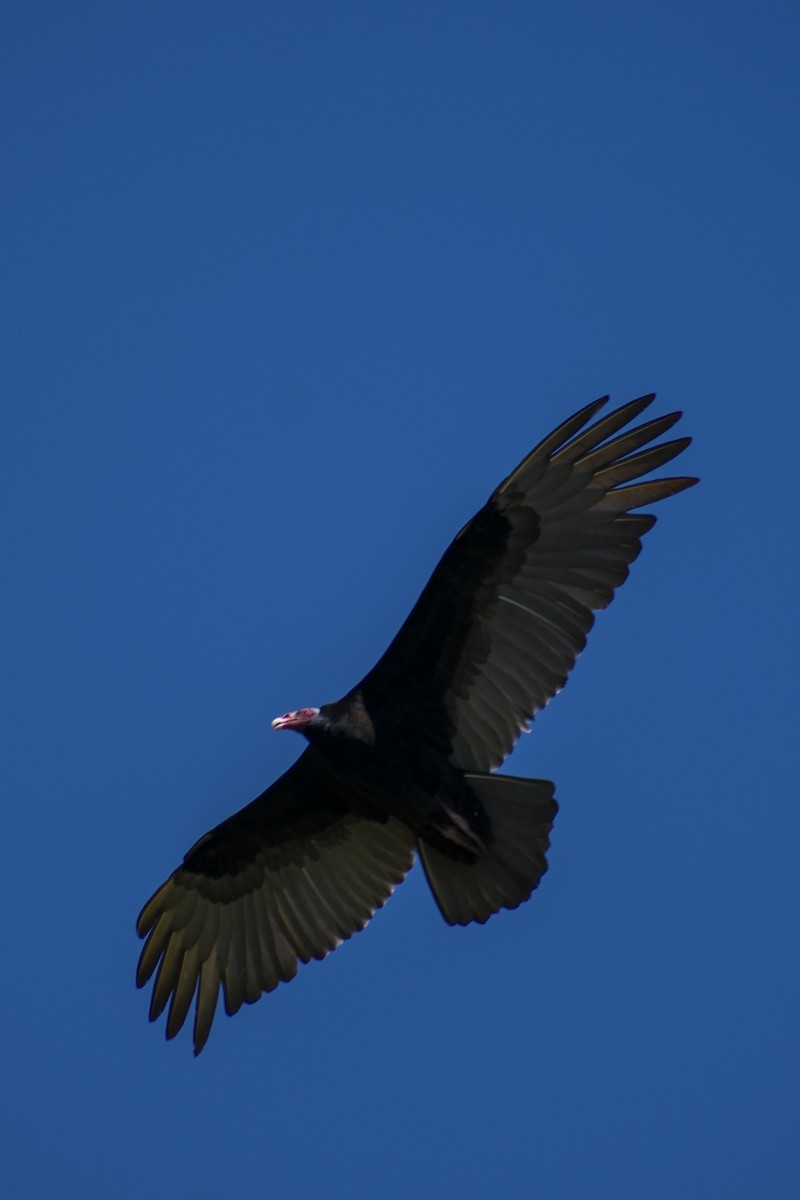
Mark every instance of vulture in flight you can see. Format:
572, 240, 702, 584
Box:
137, 394, 697, 1053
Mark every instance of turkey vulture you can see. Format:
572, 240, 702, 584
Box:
137, 394, 697, 1053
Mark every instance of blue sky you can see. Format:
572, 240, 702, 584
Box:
3, 2, 798, 1196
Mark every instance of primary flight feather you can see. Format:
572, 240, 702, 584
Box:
137, 394, 697, 1053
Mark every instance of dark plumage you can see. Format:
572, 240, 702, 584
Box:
137, 394, 697, 1053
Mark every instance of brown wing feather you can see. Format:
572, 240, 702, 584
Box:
136, 749, 416, 1053
362, 395, 697, 771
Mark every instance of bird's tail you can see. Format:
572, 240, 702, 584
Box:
418, 773, 557, 926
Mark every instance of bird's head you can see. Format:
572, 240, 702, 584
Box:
271, 707, 321, 733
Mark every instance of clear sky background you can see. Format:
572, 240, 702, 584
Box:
3, 2, 798, 1197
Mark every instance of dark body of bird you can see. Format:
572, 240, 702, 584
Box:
137, 395, 697, 1053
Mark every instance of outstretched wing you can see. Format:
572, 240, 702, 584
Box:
136, 749, 416, 1053
362, 395, 697, 772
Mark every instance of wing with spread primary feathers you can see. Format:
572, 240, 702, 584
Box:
136, 748, 416, 1053
362, 395, 697, 771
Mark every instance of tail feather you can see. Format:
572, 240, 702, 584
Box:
419, 773, 557, 926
